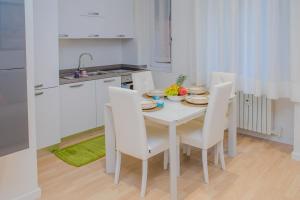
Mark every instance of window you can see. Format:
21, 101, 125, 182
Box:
150, 0, 172, 71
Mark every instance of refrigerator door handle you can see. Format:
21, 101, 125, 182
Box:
35, 91, 44, 96
35, 84, 44, 89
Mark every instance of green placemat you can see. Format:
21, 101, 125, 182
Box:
53, 136, 105, 167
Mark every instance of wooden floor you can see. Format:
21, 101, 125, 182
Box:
37, 131, 300, 200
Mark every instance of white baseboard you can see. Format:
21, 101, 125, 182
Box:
292, 152, 300, 161
238, 128, 292, 145
13, 187, 41, 200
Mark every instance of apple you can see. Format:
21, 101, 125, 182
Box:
178, 87, 188, 96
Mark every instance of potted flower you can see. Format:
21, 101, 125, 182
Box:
165, 75, 188, 101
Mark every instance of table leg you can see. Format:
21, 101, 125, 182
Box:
169, 121, 178, 200
104, 105, 116, 173
228, 97, 237, 157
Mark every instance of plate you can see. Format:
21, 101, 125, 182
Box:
167, 95, 185, 102
141, 100, 157, 110
147, 90, 165, 97
185, 95, 208, 105
188, 86, 207, 95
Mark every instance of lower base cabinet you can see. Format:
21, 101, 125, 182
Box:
35, 87, 60, 149
60, 81, 97, 137
96, 77, 121, 126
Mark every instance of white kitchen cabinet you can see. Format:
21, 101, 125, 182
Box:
96, 77, 121, 126
60, 81, 97, 137
35, 87, 60, 149
58, 0, 134, 38
33, 0, 59, 89
58, 0, 109, 38
111, 0, 135, 38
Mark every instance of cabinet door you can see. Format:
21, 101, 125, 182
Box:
58, 0, 134, 38
96, 77, 121, 126
34, 0, 59, 88
58, 0, 81, 38
60, 81, 97, 137
111, 0, 135, 38
58, 0, 108, 38
35, 87, 60, 149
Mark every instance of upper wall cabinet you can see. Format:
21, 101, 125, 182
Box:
110, 0, 135, 38
34, 0, 59, 88
58, 0, 135, 39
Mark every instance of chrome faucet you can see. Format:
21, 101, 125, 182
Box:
78, 52, 93, 71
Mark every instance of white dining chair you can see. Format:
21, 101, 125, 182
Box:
132, 71, 155, 95
178, 82, 232, 184
210, 72, 236, 163
109, 87, 179, 197
210, 72, 236, 98
185, 72, 236, 157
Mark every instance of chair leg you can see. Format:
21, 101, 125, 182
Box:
202, 149, 209, 184
114, 150, 122, 184
214, 144, 219, 166
186, 145, 191, 157
141, 160, 148, 197
182, 144, 187, 154
164, 150, 169, 170
177, 145, 180, 176
219, 141, 226, 170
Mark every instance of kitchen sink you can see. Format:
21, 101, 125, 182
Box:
86, 71, 108, 76
60, 71, 108, 80
60, 68, 142, 80
100, 67, 141, 73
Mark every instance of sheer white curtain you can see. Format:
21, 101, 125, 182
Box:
195, 0, 300, 102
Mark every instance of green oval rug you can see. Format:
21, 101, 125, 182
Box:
52, 136, 105, 167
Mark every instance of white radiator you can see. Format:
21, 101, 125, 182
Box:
237, 91, 272, 135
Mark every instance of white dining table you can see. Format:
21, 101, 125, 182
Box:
104, 97, 237, 200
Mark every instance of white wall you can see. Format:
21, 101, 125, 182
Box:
59, 39, 123, 69
122, 0, 149, 66
293, 103, 300, 160
0, 0, 41, 199
290, 0, 300, 159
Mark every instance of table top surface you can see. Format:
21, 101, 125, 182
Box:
106, 94, 235, 125
142, 100, 207, 124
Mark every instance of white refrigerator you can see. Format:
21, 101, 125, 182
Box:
33, 0, 60, 149
0, 0, 29, 157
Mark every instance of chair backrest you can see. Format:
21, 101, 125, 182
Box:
210, 72, 236, 98
132, 71, 155, 95
109, 87, 148, 159
202, 82, 232, 149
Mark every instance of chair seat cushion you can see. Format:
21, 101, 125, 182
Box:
146, 123, 179, 158
178, 121, 204, 149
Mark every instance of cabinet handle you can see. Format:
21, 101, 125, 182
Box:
88, 12, 100, 16
88, 34, 99, 38
35, 91, 44, 96
69, 84, 84, 88
35, 84, 43, 89
104, 79, 116, 83
117, 34, 126, 38
59, 34, 69, 38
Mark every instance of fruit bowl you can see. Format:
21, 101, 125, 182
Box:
164, 75, 188, 102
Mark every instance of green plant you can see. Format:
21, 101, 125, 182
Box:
176, 74, 187, 86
